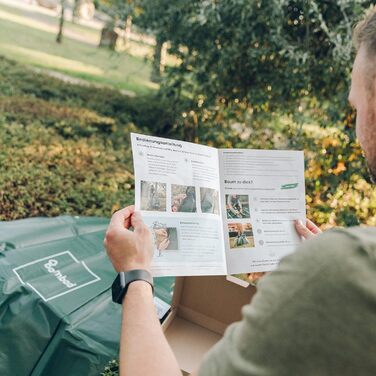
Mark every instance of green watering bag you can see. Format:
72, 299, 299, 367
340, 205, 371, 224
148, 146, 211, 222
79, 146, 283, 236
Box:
0, 216, 173, 376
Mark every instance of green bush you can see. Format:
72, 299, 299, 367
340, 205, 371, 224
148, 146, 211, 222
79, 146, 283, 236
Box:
0, 56, 181, 137
0, 96, 116, 138
101, 360, 119, 376
0, 120, 135, 220
0, 55, 374, 226
0, 57, 164, 220
177, 100, 376, 227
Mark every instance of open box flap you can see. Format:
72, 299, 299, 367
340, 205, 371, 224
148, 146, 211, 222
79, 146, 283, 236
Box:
163, 276, 256, 373
165, 317, 221, 374
177, 276, 255, 331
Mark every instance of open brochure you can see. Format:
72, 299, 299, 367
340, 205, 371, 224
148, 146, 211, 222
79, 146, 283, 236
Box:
131, 133, 306, 277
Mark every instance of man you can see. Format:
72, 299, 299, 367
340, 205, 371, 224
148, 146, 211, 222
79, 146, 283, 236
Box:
227, 194, 244, 218
104, 8, 376, 376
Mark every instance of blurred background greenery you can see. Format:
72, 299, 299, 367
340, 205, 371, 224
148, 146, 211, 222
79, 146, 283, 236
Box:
0, 0, 375, 228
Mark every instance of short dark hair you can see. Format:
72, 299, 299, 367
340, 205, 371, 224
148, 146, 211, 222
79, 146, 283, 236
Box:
353, 7, 376, 95
353, 6, 376, 56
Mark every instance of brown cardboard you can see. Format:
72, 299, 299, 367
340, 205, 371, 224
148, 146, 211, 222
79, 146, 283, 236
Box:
163, 276, 256, 374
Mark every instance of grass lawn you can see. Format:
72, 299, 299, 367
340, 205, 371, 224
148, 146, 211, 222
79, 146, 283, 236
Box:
0, 3, 157, 95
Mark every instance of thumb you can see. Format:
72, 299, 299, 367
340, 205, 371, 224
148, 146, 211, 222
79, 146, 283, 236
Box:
131, 211, 148, 234
295, 220, 314, 240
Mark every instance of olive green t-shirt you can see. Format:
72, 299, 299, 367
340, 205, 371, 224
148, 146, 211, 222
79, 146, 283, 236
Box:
198, 227, 376, 376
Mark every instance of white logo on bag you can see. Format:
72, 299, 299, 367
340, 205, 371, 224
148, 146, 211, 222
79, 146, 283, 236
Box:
12, 250, 101, 302
44, 259, 77, 288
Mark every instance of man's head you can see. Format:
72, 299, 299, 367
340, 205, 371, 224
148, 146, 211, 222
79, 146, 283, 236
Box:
349, 7, 376, 183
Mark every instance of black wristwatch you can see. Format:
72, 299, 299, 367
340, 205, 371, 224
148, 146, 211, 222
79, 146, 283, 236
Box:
111, 269, 154, 304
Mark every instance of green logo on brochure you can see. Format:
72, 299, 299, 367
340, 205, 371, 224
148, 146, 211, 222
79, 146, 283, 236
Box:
281, 183, 298, 190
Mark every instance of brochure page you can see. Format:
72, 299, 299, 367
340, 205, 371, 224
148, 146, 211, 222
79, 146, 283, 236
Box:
219, 149, 306, 274
131, 133, 227, 277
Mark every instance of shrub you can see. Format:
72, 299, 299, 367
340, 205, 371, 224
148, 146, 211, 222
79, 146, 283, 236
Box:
0, 96, 116, 138
0, 57, 181, 137
0, 56, 374, 226
101, 360, 119, 376
0, 120, 135, 220
180, 101, 376, 227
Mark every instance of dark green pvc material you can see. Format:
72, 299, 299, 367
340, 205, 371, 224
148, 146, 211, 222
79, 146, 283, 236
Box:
0, 216, 174, 376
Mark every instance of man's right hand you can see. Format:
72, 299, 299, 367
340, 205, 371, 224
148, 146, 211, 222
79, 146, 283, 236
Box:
295, 219, 322, 240
104, 205, 154, 273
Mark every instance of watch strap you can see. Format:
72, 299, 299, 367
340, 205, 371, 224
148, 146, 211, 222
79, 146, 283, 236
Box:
112, 269, 154, 304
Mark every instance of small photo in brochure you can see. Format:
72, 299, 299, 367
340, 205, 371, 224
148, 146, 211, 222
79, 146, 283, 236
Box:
152, 223, 179, 256
200, 188, 220, 215
225, 194, 250, 219
171, 185, 196, 213
228, 222, 255, 249
140, 181, 167, 211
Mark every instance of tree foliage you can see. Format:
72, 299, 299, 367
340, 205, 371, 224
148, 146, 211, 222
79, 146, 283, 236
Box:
130, 0, 376, 227
97, 0, 137, 24
158, 0, 371, 115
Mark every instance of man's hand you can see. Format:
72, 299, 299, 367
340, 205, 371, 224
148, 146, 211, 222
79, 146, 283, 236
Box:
104, 205, 154, 272
295, 219, 322, 240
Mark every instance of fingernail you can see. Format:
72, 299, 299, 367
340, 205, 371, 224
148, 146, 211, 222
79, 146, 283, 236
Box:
296, 220, 303, 226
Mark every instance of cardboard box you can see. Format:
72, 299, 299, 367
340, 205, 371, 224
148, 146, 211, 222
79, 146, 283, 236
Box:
162, 276, 256, 374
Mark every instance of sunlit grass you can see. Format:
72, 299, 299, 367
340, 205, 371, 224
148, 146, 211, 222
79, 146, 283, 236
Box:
0, 44, 103, 75
0, 3, 100, 44
0, 8, 57, 34
0, 8, 156, 95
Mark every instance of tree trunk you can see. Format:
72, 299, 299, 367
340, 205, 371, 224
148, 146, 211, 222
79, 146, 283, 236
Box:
99, 23, 118, 50
72, 0, 80, 23
151, 36, 165, 83
56, 1, 65, 44
183, 110, 198, 143
123, 15, 132, 49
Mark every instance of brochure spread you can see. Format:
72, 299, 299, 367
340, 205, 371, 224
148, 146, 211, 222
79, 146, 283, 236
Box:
131, 133, 306, 277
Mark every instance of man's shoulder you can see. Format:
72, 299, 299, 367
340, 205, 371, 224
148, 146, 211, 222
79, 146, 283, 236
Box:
299, 225, 376, 262
274, 225, 376, 291
321, 225, 376, 244
250, 226, 376, 327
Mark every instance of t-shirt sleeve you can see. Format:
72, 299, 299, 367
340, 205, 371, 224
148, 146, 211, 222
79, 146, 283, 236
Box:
197, 229, 376, 376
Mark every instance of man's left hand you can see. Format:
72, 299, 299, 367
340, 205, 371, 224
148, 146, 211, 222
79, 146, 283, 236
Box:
295, 219, 322, 240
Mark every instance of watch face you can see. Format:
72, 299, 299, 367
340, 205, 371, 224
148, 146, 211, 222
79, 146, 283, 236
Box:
112, 273, 126, 303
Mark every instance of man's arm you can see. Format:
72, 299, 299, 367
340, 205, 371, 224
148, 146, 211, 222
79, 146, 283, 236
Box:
104, 206, 182, 376
104, 206, 322, 376
120, 281, 181, 376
